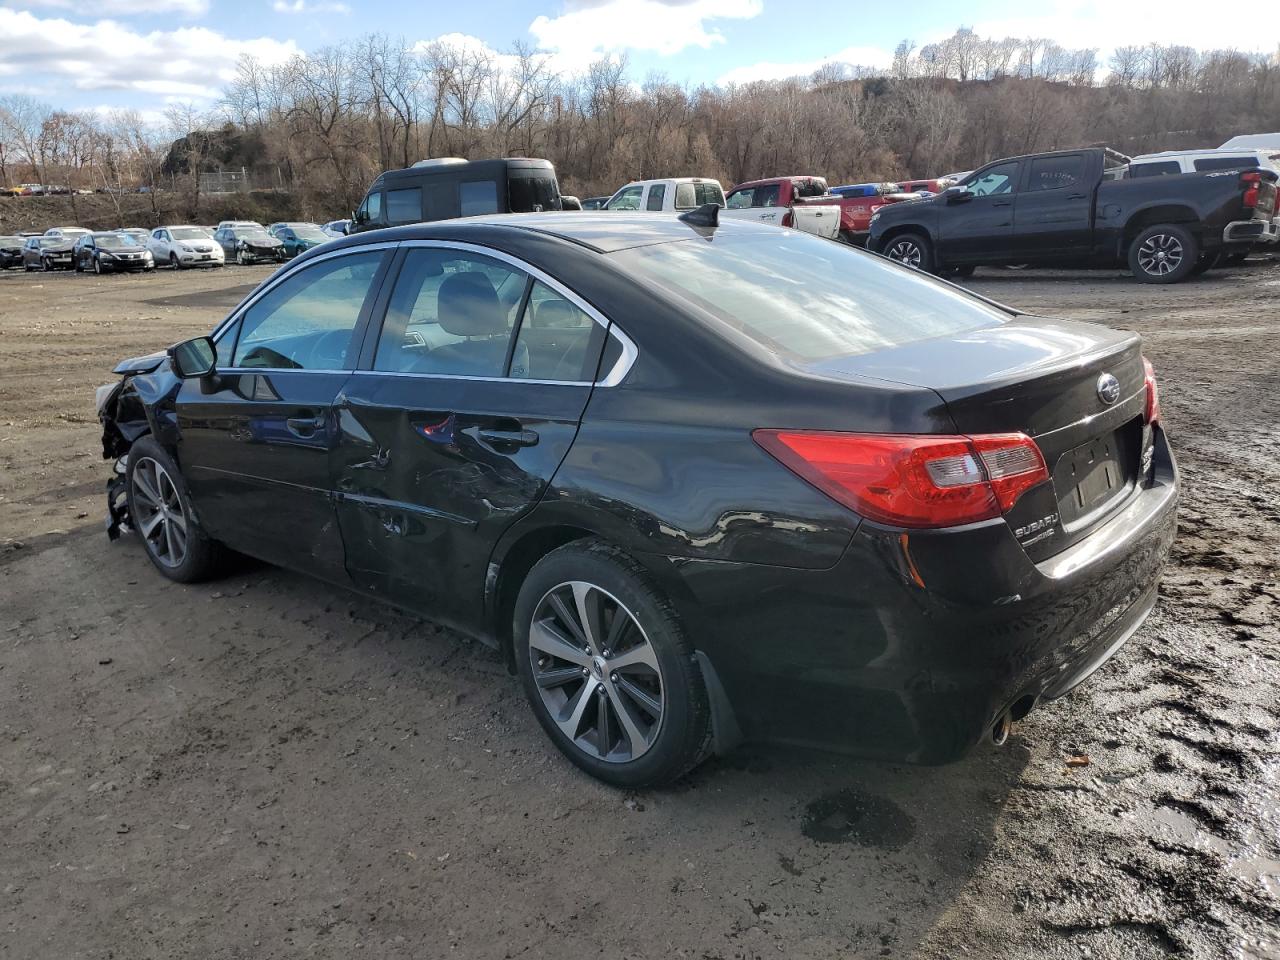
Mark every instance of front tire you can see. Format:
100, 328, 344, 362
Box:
170, 253, 181, 270
125, 437, 225, 583
883, 232, 934, 272
1129, 224, 1198, 284
93, 257, 102, 275
514, 539, 712, 788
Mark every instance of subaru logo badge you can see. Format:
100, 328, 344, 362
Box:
1096, 373, 1121, 405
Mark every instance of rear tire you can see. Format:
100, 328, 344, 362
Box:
1129, 224, 1198, 284
883, 232, 934, 272
514, 539, 712, 788
125, 436, 226, 583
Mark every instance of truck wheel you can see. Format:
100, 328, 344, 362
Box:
1129, 225, 1198, 284
884, 232, 933, 272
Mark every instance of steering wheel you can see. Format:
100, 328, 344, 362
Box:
304, 330, 350, 369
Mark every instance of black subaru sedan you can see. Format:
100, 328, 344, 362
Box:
97, 213, 1178, 787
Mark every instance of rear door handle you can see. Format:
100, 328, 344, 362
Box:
477, 424, 539, 450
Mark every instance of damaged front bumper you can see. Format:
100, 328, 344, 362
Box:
106, 456, 130, 540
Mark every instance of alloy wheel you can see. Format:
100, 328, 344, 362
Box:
528, 581, 665, 763
131, 457, 188, 569
1137, 233, 1184, 276
887, 239, 923, 268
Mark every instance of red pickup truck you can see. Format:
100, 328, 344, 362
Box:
723, 176, 904, 244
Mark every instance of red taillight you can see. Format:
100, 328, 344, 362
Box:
781, 210, 794, 228
752, 430, 1048, 529
1143, 356, 1160, 424
1242, 170, 1261, 209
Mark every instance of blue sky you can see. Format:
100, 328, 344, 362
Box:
0, 0, 1265, 120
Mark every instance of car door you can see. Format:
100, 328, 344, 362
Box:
172, 246, 395, 579
331, 242, 613, 630
1012, 153, 1093, 259
938, 160, 1021, 263
149, 229, 167, 261
75, 236, 91, 269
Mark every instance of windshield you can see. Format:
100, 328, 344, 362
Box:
508, 174, 560, 212
172, 227, 210, 240
233, 228, 272, 240
36, 237, 61, 247
614, 231, 1006, 362
96, 235, 140, 249
292, 225, 327, 241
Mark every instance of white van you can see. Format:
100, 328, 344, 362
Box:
604, 178, 725, 212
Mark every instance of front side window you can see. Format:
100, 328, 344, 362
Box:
373, 248, 528, 377
359, 190, 383, 224
608, 185, 644, 211
386, 187, 422, 225
726, 188, 754, 209
231, 251, 385, 370
460, 180, 500, 216
645, 184, 667, 211
1027, 155, 1085, 192
511, 281, 607, 382
967, 162, 1019, 196
616, 231, 1007, 362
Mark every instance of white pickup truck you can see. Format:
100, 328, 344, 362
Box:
604, 178, 726, 213
720, 176, 844, 240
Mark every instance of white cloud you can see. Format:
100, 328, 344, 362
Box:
717, 45, 895, 85
0, 10, 301, 102
272, 0, 351, 14
2, 0, 208, 14
529, 0, 762, 73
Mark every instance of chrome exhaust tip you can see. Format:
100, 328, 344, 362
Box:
992, 712, 1012, 746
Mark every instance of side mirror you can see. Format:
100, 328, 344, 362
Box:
169, 336, 217, 379
944, 185, 972, 203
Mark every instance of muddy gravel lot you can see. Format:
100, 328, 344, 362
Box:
1, 259, 1277, 960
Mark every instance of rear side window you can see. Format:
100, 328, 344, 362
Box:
616, 232, 1006, 362
1129, 161, 1181, 178
511, 281, 607, 381
1193, 156, 1256, 171
386, 187, 423, 225
509, 174, 559, 212
645, 184, 666, 211
1027, 155, 1085, 192
674, 182, 725, 209
460, 180, 499, 216
754, 183, 780, 207
231, 251, 385, 369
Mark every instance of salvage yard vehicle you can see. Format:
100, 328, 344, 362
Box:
603, 178, 726, 212
869, 147, 1278, 282
268, 221, 330, 258
97, 213, 1178, 788
44, 226, 91, 243
0, 235, 23, 268
1126, 147, 1280, 179
214, 224, 284, 264
22, 234, 74, 271
351, 157, 564, 234
148, 225, 224, 269
72, 232, 155, 274
726, 176, 904, 245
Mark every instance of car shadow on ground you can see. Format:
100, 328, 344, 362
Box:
3, 529, 1030, 958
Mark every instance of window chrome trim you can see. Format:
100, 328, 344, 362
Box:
208, 238, 639, 387
346, 369, 593, 386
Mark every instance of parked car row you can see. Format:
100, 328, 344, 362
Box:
0, 219, 348, 274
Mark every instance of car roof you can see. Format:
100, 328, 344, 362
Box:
322, 211, 777, 255
732, 176, 824, 189
1132, 148, 1276, 160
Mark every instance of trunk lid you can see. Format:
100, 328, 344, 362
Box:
804, 316, 1149, 559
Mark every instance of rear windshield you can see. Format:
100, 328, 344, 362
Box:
614, 231, 1006, 362
508, 174, 560, 212
674, 181, 725, 209
1193, 155, 1258, 171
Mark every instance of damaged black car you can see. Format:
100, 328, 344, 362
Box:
98, 213, 1179, 787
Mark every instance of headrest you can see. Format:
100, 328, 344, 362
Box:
437, 272, 505, 337
533, 299, 579, 328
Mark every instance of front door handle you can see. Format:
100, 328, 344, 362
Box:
286, 413, 325, 438
477, 425, 539, 450
992, 199, 1013, 207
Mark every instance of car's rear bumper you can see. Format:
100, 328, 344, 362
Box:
1224, 215, 1280, 244
647, 426, 1178, 763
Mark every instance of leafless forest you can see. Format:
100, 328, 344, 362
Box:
2, 28, 1279, 218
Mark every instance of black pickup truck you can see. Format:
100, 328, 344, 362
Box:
868, 148, 1279, 282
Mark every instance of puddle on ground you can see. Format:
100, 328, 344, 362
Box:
800, 787, 915, 849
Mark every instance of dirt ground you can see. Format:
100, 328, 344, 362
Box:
1, 257, 1277, 960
